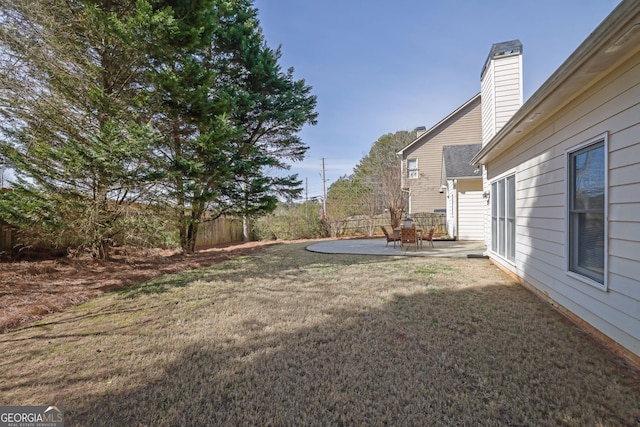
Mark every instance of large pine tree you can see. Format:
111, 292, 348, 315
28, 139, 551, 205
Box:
150, 0, 317, 249
219, 37, 318, 241
0, 0, 317, 255
147, 0, 239, 253
0, 0, 174, 258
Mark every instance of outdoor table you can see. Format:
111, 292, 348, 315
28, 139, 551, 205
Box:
394, 226, 423, 249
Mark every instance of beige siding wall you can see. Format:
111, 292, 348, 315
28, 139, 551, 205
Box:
456, 179, 484, 240
486, 52, 640, 356
404, 97, 482, 214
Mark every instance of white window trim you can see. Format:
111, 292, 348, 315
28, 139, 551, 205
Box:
407, 158, 419, 179
565, 132, 608, 291
490, 171, 516, 266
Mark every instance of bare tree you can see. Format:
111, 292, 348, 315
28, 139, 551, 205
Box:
353, 131, 415, 228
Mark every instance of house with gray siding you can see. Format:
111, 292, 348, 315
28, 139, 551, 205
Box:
472, 0, 640, 365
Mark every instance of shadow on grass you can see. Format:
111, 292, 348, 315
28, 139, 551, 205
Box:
62, 277, 640, 425
116, 243, 389, 298
116, 269, 206, 297
0, 305, 162, 344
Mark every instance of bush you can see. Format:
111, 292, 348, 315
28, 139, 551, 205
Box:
253, 202, 326, 240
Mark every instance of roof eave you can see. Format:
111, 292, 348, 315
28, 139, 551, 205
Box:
446, 175, 483, 180
398, 93, 481, 155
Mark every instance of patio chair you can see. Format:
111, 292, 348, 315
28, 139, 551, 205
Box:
381, 226, 400, 248
400, 226, 418, 251
422, 226, 436, 248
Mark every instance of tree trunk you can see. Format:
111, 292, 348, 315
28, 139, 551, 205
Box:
183, 200, 204, 254
178, 218, 189, 253
173, 127, 193, 253
389, 207, 403, 229
94, 181, 110, 260
176, 193, 190, 253
242, 214, 250, 242
185, 219, 198, 253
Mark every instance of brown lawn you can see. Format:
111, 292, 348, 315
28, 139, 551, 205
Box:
0, 240, 284, 333
1, 241, 639, 425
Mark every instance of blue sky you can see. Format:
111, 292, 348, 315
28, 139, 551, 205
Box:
253, 0, 621, 201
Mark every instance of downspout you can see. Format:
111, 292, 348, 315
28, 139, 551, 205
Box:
401, 187, 411, 215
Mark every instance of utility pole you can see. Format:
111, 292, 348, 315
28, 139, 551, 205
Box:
321, 158, 327, 220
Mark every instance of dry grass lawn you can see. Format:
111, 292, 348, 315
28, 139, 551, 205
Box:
1, 242, 639, 426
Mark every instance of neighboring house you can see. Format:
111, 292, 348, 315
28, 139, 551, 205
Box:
472, 0, 640, 362
398, 93, 481, 215
440, 144, 483, 240
399, 40, 522, 239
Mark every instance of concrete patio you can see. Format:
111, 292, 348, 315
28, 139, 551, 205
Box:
306, 238, 487, 258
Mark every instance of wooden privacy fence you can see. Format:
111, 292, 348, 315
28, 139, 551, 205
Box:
195, 216, 244, 249
410, 212, 448, 237
0, 216, 242, 253
329, 212, 447, 238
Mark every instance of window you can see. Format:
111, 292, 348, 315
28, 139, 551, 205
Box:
491, 174, 516, 262
568, 137, 606, 287
491, 182, 497, 252
407, 159, 418, 179
506, 175, 516, 260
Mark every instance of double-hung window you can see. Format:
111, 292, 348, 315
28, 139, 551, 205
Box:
407, 159, 418, 179
491, 174, 516, 262
567, 136, 606, 288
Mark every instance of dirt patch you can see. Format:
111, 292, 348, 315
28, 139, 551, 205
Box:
0, 240, 291, 333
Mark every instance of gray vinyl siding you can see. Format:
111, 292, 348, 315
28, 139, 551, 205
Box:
486, 52, 640, 356
482, 54, 522, 145
403, 97, 482, 214
481, 54, 523, 244
481, 64, 495, 145
494, 57, 523, 129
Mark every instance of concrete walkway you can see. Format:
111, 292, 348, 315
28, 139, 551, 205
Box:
306, 238, 487, 258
